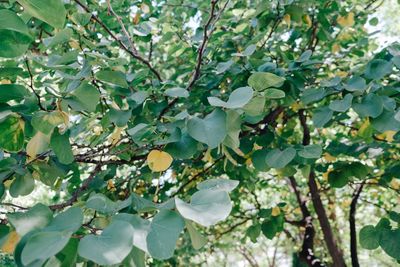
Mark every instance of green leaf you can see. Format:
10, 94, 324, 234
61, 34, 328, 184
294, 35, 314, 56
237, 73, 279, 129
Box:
364, 59, 392, 80
298, 144, 322, 159
176, 189, 233, 227
329, 94, 353, 112
380, 228, 400, 259
122, 246, 146, 267
328, 170, 349, 188
0, 114, 24, 152
371, 110, 400, 132
146, 210, 184, 260
109, 108, 132, 127
187, 109, 227, 148
313, 106, 333, 127
165, 87, 189, 98
369, 17, 379, 26
45, 207, 83, 233
208, 87, 253, 109
301, 88, 326, 104
185, 220, 207, 250
78, 220, 134, 265
21, 231, 70, 266
66, 82, 100, 112
17, 0, 66, 29
43, 28, 73, 47
359, 225, 380, 250
0, 84, 28, 103
95, 70, 128, 88
50, 129, 74, 164
216, 60, 234, 74
8, 204, 53, 236
243, 96, 266, 116
165, 133, 198, 159
353, 94, 383, 118
223, 109, 241, 148
344, 76, 367, 92
9, 172, 35, 197
56, 238, 79, 267
265, 148, 296, 169
248, 72, 285, 91
264, 88, 285, 99
196, 179, 239, 192
112, 213, 150, 253
261, 214, 284, 239
31, 111, 65, 134
86, 193, 131, 215
0, 10, 32, 58
246, 224, 261, 243
251, 150, 270, 171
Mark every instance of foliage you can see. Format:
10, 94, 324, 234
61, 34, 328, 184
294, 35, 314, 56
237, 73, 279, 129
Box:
0, 0, 399, 266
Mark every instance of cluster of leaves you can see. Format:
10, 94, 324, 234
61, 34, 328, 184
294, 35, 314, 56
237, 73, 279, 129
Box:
0, 0, 399, 266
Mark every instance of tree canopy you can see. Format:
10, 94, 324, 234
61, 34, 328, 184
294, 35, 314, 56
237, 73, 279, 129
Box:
0, 0, 399, 266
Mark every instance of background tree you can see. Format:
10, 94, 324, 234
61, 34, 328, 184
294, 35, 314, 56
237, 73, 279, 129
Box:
0, 0, 399, 266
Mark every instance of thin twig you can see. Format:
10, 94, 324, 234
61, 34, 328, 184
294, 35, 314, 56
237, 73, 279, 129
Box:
72, 0, 162, 81
25, 59, 45, 110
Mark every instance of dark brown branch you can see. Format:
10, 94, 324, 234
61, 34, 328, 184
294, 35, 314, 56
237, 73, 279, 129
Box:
72, 0, 162, 81
298, 110, 346, 267
350, 183, 364, 267
288, 176, 324, 267
25, 59, 45, 111
49, 165, 102, 210
158, 0, 229, 119
172, 156, 223, 197
308, 171, 346, 267
260, 3, 281, 49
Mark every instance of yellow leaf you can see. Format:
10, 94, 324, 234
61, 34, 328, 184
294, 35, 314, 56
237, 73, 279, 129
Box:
1, 231, 19, 254
202, 148, 213, 163
332, 43, 341, 54
376, 130, 397, 142
245, 158, 252, 166
336, 71, 348, 78
283, 14, 291, 27
69, 39, 80, 49
147, 150, 173, 172
0, 79, 11, 84
323, 152, 336, 163
290, 102, 303, 112
390, 179, 400, 190
271, 207, 281, 216
108, 127, 124, 146
358, 119, 371, 136
322, 169, 332, 180
107, 180, 116, 191
133, 13, 140, 25
337, 12, 355, 27
342, 199, 352, 208
302, 14, 312, 28
26, 132, 50, 162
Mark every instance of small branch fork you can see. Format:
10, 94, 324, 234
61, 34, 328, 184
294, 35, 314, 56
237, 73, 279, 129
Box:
298, 109, 346, 267
158, 0, 230, 119
25, 58, 45, 111
72, 0, 162, 81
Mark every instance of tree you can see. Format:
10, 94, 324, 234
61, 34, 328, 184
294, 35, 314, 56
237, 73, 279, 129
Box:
0, 0, 399, 266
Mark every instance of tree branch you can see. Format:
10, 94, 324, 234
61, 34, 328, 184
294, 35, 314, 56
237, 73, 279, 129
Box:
288, 176, 324, 267
158, 0, 229, 119
298, 110, 346, 267
25, 59, 45, 111
350, 183, 364, 267
49, 164, 102, 210
72, 0, 162, 81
